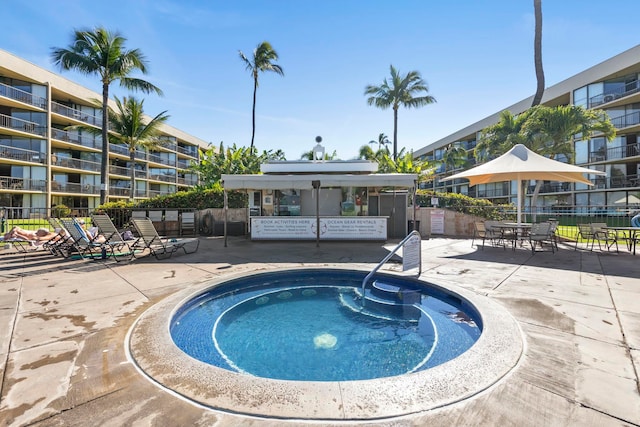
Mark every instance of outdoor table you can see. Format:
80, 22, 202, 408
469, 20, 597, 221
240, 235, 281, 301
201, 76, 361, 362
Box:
604, 226, 640, 254
492, 223, 532, 250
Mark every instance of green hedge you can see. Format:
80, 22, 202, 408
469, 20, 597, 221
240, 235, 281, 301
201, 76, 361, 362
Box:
98, 187, 247, 212
416, 190, 513, 221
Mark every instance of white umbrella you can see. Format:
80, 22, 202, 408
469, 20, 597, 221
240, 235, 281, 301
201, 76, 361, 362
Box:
614, 194, 640, 205
440, 144, 606, 225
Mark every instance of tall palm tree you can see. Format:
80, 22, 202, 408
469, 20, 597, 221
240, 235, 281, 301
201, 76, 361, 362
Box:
531, 0, 545, 107
107, 97, 169, 200
239, 41, 284, 150
369, 133, 391, 152
365, 65, 436, 161
51, 27, 163, 205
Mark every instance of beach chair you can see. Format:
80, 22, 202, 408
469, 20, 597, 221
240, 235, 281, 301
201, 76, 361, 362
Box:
45, 218, 75, 256
59, 218, 106, 259
90, 214, 138, 261
131, 217, 200, 259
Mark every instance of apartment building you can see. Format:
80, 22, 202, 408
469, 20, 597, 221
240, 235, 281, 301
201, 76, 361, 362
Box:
415, 44, 640, 212
0, 49, 207, 218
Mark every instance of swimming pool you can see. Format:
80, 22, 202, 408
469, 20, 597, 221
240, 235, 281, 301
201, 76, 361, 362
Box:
170, 269, 481, 381
128, 267, 523, 420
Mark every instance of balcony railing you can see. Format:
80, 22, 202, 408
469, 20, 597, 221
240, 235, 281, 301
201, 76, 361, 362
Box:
589, 80, 640, 108
109, 165, 129, 176
149, 173, 176, 183
51, 182, 99, 194
0, 82, 47, 109
109, 187, 132, 197
609, 111, 640, 129
51, 102, 102, 127
0, 113, 46, 136
589, 143, 640, 162
177, 159, 192, 169
0, 177, 46, 191
51, 128, 102, 150
148, 153, 176, 167
51, 157, 100, 172
177, 145, 198, 158
0, 145, 46, 164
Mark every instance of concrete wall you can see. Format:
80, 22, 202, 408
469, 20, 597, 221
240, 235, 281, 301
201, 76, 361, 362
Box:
409, 207, 480, 238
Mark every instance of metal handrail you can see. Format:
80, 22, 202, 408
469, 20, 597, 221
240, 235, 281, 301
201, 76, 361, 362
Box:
361, 230, 422, 306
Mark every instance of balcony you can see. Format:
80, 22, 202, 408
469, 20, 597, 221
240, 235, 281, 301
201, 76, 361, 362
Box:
609, 111, 640, 130
51, 156, 100, 172
0, 177, 46, 191
51, 128, 102, 150
589, 143, 640, 162
51, 181, 99, 194
177, 145, 199, 158
0, 113, 46, 137
589, 81, 640, 108
109, 186, 132, 197
0, 82, 47, 109
51, 102, 102, 127
109, 164, 130, 176
149, 173, 176, 183
148, 153, 176, 167
0, 145, 46, 165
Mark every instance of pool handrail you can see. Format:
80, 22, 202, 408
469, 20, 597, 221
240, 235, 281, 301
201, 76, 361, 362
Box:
361, 230, 422, 307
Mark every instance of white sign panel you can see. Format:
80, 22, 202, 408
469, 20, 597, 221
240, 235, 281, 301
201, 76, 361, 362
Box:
251, 217, 387, 240
402, 233, 421, 272
430, 210, 445, 234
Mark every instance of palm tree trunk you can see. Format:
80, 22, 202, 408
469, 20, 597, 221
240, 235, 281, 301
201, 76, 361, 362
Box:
531, 0, 545, 107
129, 152, 136, 201
250, 76, 257, 150
393, 106, 399, 161
100, 83, 109, 205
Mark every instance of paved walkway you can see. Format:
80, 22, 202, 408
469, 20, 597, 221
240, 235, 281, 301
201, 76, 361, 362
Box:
0, 237, 638, 426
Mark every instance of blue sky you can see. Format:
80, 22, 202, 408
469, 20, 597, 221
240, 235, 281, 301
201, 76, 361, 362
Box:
4, 1, 639, 159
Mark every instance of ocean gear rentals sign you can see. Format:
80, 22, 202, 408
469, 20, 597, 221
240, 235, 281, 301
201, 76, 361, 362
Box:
251, 217, 387, 240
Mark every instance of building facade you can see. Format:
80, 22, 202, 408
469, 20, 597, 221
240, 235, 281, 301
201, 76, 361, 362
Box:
0, 49, 207, 218
415, 44, 640, 212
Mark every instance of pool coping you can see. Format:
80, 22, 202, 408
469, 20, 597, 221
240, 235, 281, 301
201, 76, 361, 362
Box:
127, 266, 524, 421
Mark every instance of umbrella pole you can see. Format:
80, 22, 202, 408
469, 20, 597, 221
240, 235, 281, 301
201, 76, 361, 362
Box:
517, 179, 522, 226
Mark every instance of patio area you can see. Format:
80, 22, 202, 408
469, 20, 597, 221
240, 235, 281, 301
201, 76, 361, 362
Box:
0, 236, 638, 426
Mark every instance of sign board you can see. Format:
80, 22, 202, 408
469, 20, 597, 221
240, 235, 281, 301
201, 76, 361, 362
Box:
430, 210, 445, 234
251, 217, 387, 240
402, 232, 421, 272
431, 197, 439, 206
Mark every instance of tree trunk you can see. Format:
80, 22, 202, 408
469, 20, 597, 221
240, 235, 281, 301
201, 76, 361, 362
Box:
250, 75, 257, 150
393, 106, 399, 161
100, 83, 109, 205
531, 0, 545, 107
530, 180, 543, 222
129, 151, 136, 201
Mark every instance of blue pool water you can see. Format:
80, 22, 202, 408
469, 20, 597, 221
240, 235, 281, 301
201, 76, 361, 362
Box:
171, 269, 481, 382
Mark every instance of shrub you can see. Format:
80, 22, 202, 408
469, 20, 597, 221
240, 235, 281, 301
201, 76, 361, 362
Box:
416, 190, 513, 221
51, 204, 71, 218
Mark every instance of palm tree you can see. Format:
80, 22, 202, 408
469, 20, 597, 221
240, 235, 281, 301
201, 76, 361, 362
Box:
441, 143, 468, 173
475, 110, 533, 161
51, 27, 163, 205
531, 0, 545, 107
365, 65, 436, 161
107, 97, 169, 200
239, 41, 284, 150
369, 133, 391, 152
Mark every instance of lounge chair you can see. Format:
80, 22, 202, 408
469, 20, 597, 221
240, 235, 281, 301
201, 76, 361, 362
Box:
90, 214, 138, 261
59, 218, 107, 260
131, 217, 200, 259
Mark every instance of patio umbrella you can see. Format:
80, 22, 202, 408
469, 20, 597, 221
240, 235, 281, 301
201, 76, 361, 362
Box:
440, 144, 606, 225
613, 194, 640, 205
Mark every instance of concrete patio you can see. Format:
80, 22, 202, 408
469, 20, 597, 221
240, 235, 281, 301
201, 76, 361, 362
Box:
0, 236, 638, 426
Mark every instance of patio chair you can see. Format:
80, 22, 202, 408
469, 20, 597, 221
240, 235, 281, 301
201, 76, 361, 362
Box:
547, 219, 559, 251
472, 221, 502, 249
131, 217, 200, 259
90, 214, 139, 262
574, 223, 596, 251
528, 222, 554, 254
591, 222, 619, 253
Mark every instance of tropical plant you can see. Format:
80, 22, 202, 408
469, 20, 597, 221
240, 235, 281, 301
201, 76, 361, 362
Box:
377, 148, 433, 184
239, 41, 284, 149
440, 143, 469, 173
531, 0, 545, 107
370, 133, 391, 152
191, 142, 285, 186
107, 97, 169, 200
364, 65, 436, 160
300, 149, 338, 160
475, 109, 533, 161
51, 27, 163, 204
